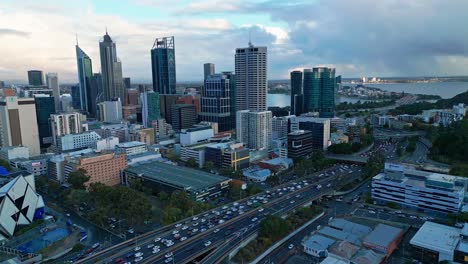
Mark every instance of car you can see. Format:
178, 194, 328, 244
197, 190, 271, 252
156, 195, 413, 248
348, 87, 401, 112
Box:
192, 217, 199, 221
204, 241, 212, 247
180, 236, 187, 241
134, 246, 141, 251
252, 217, 258, 222
172, 230, 179, 235
165, 257, 173, 263
114, 258, 124, 263
147, 243, 154, 248
152, 248, 160, 254
410, 215, 417, 219
134, 257, 143, 262
175, 223, 182, 228
218, 220, 225, 224
258, 208, 264, 212
193, 222, 199, 226
290, 200, 295, 204
288, 244, 294, 250
134, 252, 143, 257
200, 228, 206, 232
154, 237, 161, 243
213, 228, 220, 233
368, 211, 376, 214
182, 225, 188, 230
165, 252, 173, 258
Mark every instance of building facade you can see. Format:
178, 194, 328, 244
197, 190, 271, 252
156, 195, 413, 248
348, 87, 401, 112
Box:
27, 70, 44, 86
50, 112, 82, 144
303, 67, 336, 118
46, 72, 60, 112
290, 70, 303, 116
99, 31, 125, 102
140, 91, 160, 127
56, 131, 101, 152
76, 45, 93, 113
151, 36, 176, 94
236, 110, 272, 151
203, 63, 215, 81
287, 130, 314, 159
291, 116, 331, 150
115, 141, 148, 156
34, 95, 55, 148
171, 104, 197, 130
97, 99, 123, 123
180, 126, 214, 146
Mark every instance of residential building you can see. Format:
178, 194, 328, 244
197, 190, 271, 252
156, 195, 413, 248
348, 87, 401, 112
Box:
140, 91, 160, 127
124, 162, 231, 202
97, 99, 123, 123
34, 95, 55, 148
64, 152, 127, 187
180, 126, 214, 146
287, 130, 314, 159
115, 141, 148, 156
303, 67, 336, 118
151, 36, 176, 94
235, 43, 267, 111
50, 112, 82, 144
171, 104, 197, 130
272, 115, 293, 140
27, 70, 44, 86
290, 116, 331, 150
203, 63, 215, 81
76, 45, 94, 112
48, 154, 65, 183
99, 31, 125, 102
0, 97, 40, 156
371, 163, 466, 213
199, 73, 236, 132
56, 131, 101, 152
290, 70, 303, 116
236, 110, 272, 151
94, 136, 119, 152
46, 72, 60, 111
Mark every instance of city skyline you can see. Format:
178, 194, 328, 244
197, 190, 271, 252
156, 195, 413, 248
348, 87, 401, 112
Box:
1, 1, 468, 84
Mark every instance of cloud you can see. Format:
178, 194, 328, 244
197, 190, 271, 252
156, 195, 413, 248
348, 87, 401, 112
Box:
0, 28, 30, 37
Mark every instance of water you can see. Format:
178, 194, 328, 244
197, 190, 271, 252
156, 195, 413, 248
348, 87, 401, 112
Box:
361, 82, 468, 99
267, 94, 366, 107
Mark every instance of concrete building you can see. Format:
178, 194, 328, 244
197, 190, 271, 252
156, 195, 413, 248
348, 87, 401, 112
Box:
115, 141, 148, 156
0, 146, 30, 161
290, 116, 331, 150
27, 70, 44, 86
0, 97, 40, 156
94, 136, 119, 152
56, 131, 102, 152
371, 163, 467, 213
159, 94, 200, 124
362, 224, 404, 256
98, 99, 123, 123
243, 168, 271, 182
97, 123, 128, 143
287, 130, 314, 159
235, 43, 267, 111
180, 126, 214, 146
180, 143, 208, 168
171, 104, 197, 130
128, 126, 155, 145
272, 115, 293, 140
64, 152, 127, 187
236, 110, 272, 151
126, 151, 161, 165
46, 72, 60, 112
50, 112, 82, 144
153, 118, 173, 142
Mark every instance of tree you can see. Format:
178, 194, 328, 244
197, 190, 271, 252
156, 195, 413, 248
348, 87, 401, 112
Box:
259, 215, 291, 241
68, 169, 90, 189
186, 158, 197, 168
203, 161, 214, 172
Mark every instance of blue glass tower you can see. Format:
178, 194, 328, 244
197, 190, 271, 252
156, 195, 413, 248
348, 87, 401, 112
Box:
151, 36, 176, 94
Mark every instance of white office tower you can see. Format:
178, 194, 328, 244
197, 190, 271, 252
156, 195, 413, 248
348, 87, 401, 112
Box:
0, 97, 40, 156
97, 99, 123, 123
236, 110, 272, 150
46, 72, 60, 112
235, 43, 267, 111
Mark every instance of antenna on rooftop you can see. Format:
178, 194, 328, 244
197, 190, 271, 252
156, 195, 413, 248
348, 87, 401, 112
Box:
248, 28, 252, 47
76, 33, 79, 46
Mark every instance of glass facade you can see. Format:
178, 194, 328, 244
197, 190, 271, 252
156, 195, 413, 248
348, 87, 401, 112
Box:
151, 36, 176, 94
27, 70, 44, 86
34, 96, 55, 148
290, 70, 303, 116
303, 67, 336, 118
141, 91, 160, 127
99, 32, 125, 102
76, 45, 93, 113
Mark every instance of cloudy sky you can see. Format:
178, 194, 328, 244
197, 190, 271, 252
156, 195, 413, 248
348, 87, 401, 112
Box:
1, 0, 468, 83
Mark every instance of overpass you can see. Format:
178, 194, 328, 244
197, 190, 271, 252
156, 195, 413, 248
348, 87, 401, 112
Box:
373, 129, 426, 140
324, 154, 368, 164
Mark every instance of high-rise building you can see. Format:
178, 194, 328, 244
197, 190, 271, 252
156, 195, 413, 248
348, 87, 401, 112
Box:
27, 70, 44, 86
303, 67, 336, 118
88, 73, 102, 118
50, 112, 82, 140
0, 81, 4, 88
127, 89, 140, 106
76, 45, 94, 113
46, 73, 60, 112
290, 71, 303, 116
199, 73, 235, 132
272, 115, 293, 140
234, 43, 267, 111
236, 110, 272, 150
159, 94, 200, 124
34, 95, 56, 148
97, 99, 123, 123
151, 36, 176, 94
0, 97, 40, 156
71, 85, 81, 110
123, 77, 131, 89
171, 104, 197, 130
204, 63, 215, 81
99, 31, 125, 102
140, 91, 160, 127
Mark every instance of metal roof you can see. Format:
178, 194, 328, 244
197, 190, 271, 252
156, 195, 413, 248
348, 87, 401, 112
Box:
318, 226, 362, 246
363, 224, 403, 250
329, 219, 372, 238
303, 234, 336, 251
410, 221, 461, 255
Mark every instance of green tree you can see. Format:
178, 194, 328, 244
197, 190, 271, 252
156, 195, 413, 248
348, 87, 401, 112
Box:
0, 159, 12, 171
259, 215, 291, 241
186, 158, 197, 168
68, 169, 90, 189
203, 161, 215, 172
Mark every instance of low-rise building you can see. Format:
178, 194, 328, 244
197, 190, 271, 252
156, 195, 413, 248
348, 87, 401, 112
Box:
362, 224, 404, 256
303, 234, 336, 257
180, 143, 210, 168
287, 130, 313, 159
0, 146, 29, 162
330, 132, 349, 145
243, 168, 271, 182
180, 126, 214, 146
56, 131, 102, 152
94, 136, 119, 152
115, 141, 148, 156
204, 142, 249, 170
127, 151, 162, 165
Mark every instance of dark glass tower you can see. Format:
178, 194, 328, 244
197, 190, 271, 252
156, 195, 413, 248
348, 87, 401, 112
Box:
99, 31, 125, 102
303, 67, 336, 118
76, 45, 93, 113
199, 73, 235, 132
88, 73, 102, 118
290, 70, 303, 116
151, 36, 176, 94
27, 70, 44, 86
34, 95, 55, 148
71, 85, 81, 110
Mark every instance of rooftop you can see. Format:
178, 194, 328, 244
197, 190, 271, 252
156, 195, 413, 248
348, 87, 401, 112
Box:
329, 219, 372, 238
181, 126, 212, 133
410, 221, 461, 254
363, 224, 403, 250
125, 162, 230, 192
319, 226, 363, 246
117, 141, 147, 148
303, 234, 336, 251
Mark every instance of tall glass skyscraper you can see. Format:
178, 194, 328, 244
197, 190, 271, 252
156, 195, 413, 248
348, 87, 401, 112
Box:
27, 70, 44, 86
199, 73, 235, 132
76, 45, 93, 113
290, 70, 303, 116
303, 67, 336, 118
99, 31, 125, 102
140, 91, 160, 127
151, 36, 176, 94
34, 95, 55, 148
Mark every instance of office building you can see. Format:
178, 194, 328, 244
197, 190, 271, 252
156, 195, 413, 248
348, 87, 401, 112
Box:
123, 77, 131, 89
151, 36, 176, 94
94, 136, 119, 152
0, 81, 4, 88
60, 94, 73, 111
27, 70, 44, 86
287, 130, 313, 159
204, 142, 249, 170
64, 152, 127, 187
46, 73, 60, 112
290, 70, 303, 116
199, 73, 235, 132
34, 95, 56, 148
180, 126, 214, 146
76, 45, 94, 113
291, 116, 330, 150
115, 141, 148, 156
96, 123, 128, 143
124, 161, 231, 201
303, 67, 336, 118
371, 163, 466, 213
56, 131, 101, 152
236, 110, 272, 150
204, 63, 215, 81
153, 118, 173, 142
171, 104, 197, 130
97, 99, 123, 123
71, 84, 81, 110
128, 127, 154, 145
235, 43, 267, 111
23, 86, 53, 98
272, 115, 293, 140
0, 146, 29, 162
140, 91, 160, 127
0, 97, 40, 156
127, 89, 139, 106
99, 31, 125, 102
50, 112, 82, 143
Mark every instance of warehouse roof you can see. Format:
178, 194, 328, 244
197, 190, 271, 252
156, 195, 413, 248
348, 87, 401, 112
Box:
410, 221, 461, 255
363, 224, 403, 251
319, 226, 362, 246
329, 219, 372, 238
303, 234, 335, 252
125, 161, 230, 192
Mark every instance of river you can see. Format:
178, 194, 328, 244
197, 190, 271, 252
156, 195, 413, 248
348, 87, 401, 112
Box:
267, 94, 368, 108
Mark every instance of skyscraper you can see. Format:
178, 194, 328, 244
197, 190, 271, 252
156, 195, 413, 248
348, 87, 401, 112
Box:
76, 45, 94, 113
204, 63, 215, 81
171, 104, 197, 130
234, 43, 267, 111
27, 70, 44, 86
88, 73, 102, 118
123, 77, 131, 89
236, 110, 272, 150
34, 95, 56, 148
290, 70, 303, 116
151, 36, 176, 94
71, 85, 81, 110
46, 73, 60, 112
99, 31, 125, 102
199, 73, 235, 132
140, 91, 160, 127
303, 67, 336, 118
